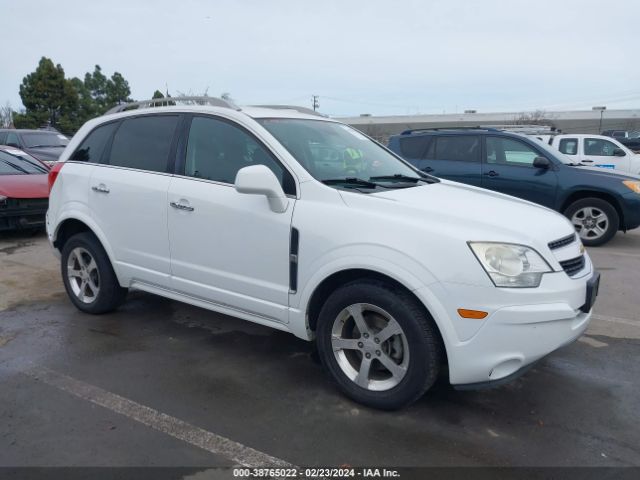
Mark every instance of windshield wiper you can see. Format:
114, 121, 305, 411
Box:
369, 174, 428, 183
322, 177, 380, 189
0, 159, 29, 174
28, 144, 65, 148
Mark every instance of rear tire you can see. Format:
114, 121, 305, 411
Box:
564, 197, 619, 247
316, 280, 442, 410
61, 232, 127, 314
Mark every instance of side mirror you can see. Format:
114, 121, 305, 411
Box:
235, 165, 289, 213
533, 156, 551, 169
613, 148, 626, 157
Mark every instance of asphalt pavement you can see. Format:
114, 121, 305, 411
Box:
0, 229, 638, 469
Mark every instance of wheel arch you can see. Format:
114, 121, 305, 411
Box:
52, 214, 121, 280
560, 189, 625, 231
304, 268, 448, 368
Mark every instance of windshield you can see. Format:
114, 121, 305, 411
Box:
22, 132, 69, 148
0, 150, 48, 175
257, 119, 426, 188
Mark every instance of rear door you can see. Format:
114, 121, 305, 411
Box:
421, 134, 482, 186
481, 135, 558, 208
89, 114, 181, 287
581, 137, 630, 172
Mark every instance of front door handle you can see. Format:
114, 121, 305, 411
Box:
422, 166, 434, 173
581, 159, 594, 163
170, 201, 194, 212
483, 170, 499, 177
91, 184, 110, 193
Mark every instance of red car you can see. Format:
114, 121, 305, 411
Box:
0, 145, 50, 232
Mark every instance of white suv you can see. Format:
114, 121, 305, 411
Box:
46, 97, 599, 409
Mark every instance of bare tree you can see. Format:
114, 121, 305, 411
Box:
0, 101, 13, 128
513, 109, 555, 126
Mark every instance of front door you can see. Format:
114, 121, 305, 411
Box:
581, 137, 630, 171
481, 135, 558, 208
167, 115, 297, 324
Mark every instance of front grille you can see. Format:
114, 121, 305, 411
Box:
559, 255, 585, 277
548, 233, 576, 250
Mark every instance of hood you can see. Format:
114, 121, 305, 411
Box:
25, 146, 65, 161
567, 164, 640, 181
339, 180, 575, 248
0, 174, 49, 199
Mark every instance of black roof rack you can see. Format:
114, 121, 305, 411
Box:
401, 126, 500, 135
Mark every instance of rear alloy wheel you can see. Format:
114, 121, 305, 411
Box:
317, 280, 442, 410
564, 198, 619, 246
61, 232, 127, 314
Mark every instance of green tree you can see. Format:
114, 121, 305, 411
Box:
15, 57, 78, 131
106, 72, 132, 106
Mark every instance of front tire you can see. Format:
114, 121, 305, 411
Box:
564, 197, 619, 246
61, 232, 127, 314
316, 280, 442, 410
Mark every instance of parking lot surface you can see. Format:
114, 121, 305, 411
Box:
0, 230, 639, 468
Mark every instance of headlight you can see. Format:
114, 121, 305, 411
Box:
622, 180, 640, 193
468, 242, 553, 288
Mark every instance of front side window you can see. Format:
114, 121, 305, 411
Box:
184, 116, 295, 194
431, 135, 480, 162
558, 138, 578, 155
584, 138, 618, 156
6, 132, 20, 148
107, 115, 179, 172
486, 137, 540, 166
257, 119, 422, 185
70, 122, 119, 163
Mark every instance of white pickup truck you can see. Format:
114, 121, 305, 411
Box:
542, 134, 640, 175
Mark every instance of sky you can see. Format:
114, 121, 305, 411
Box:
3, 0, 640, 117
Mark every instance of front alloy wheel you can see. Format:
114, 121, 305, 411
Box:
317, 280, 442, 410
331, 303, 409, 391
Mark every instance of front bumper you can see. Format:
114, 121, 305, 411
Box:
0, 198, 48, 231
621, 192, 640, 230
414, 265, 597, 386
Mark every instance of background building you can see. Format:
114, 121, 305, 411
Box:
339, 109, 640, 143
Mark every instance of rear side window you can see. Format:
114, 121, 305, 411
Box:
107, 115, 179, 172
70, 122, 119, 162
584, 138, 618, 156
399, 136, 431, 159
431, 135, 480, 162
6, 132, 21, 148
558, 138, 577, 155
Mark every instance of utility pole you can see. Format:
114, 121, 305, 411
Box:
312, 95, 319, 111
593, 106, 606, 133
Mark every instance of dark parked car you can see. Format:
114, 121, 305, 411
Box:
601, 130, 640, 152
0, 145, 50, 231
0, 129, 69, 165
388, 128, 640, 246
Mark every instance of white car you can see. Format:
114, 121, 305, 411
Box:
46, 98, 599, 409
546, 134, 640, 174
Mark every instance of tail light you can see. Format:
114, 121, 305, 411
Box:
48, 162, 65, 193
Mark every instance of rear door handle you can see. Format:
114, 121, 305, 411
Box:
483, 170, 499, 177
91, 184, 110, 193
170, 201, 194, 212
581, 159, 594, 163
